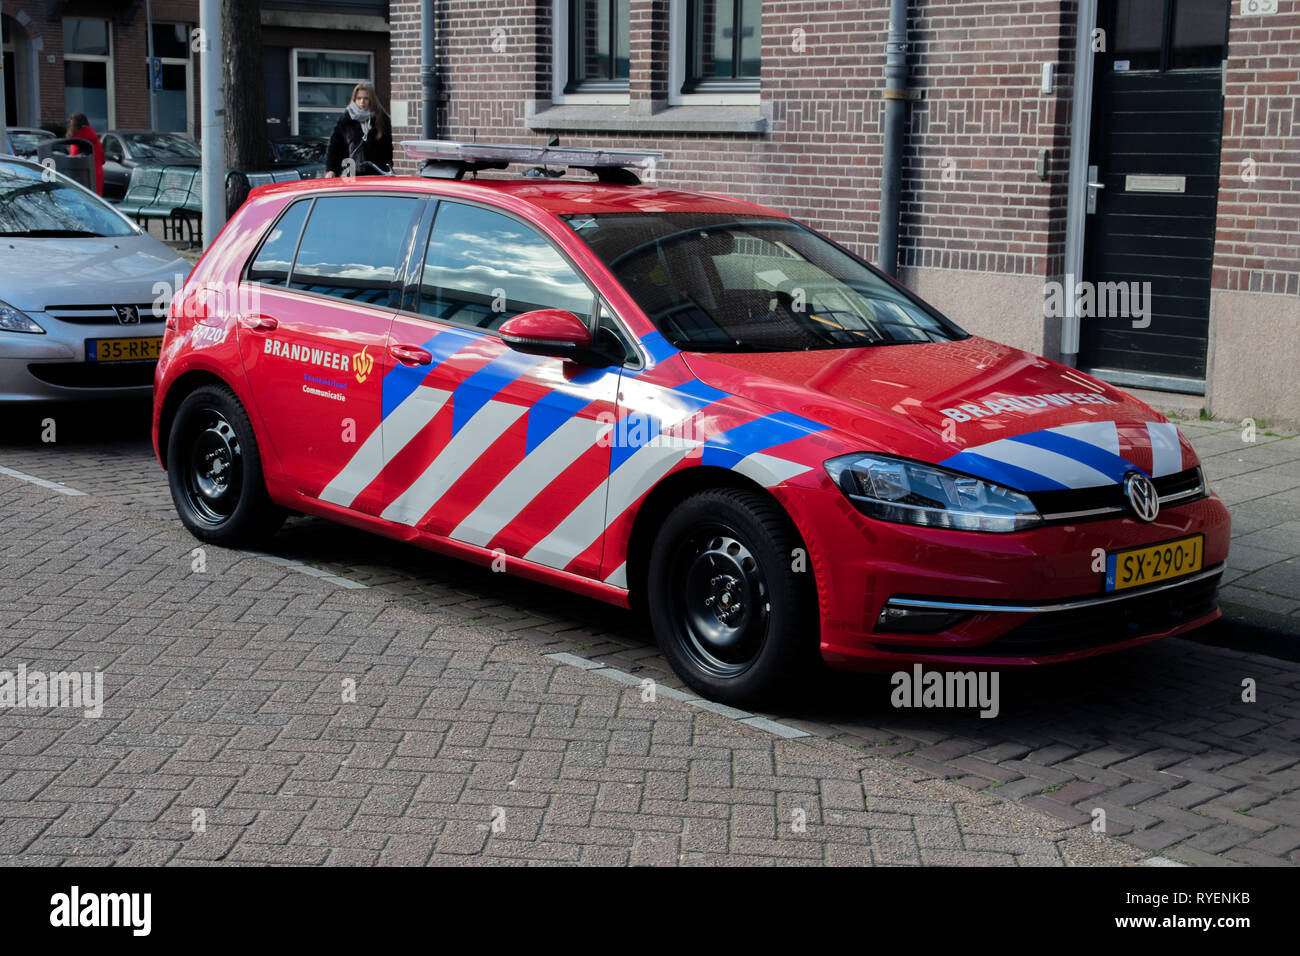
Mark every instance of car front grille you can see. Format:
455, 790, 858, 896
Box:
1029, 467, 1205, 523
43, 304, 165, 325
880, 571, 1221, 658
28, 362, 157, 388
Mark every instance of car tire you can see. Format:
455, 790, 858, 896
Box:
646, 488, 818, 706
167, 384, 284, 547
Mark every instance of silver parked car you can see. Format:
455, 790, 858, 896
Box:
0, 156, 190, 401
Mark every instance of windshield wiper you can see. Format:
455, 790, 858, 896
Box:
0, 229, 107, 237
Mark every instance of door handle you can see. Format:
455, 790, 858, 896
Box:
239, 313, 279, 332
1088, 182, 1106, 189
389, 343, 433, 366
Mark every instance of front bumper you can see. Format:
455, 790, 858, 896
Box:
0, 316, 159, 401
782, 484, 1232, 670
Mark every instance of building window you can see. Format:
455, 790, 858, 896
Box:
684, 0, 760, 93
1110, 0, 1229, 73
148, 23, 193, 134
291, 49, 373, 138
567, 0, 630, 93
64, 18, 114, 131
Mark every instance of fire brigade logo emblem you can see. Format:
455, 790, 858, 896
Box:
354, 346, 374, 384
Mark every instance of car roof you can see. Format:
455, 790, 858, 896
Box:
249, 175, 788, 218
107, 129, 194, 138
6, 127, 53, 135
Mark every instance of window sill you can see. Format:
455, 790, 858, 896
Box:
555, 93, 632, 106
526, 101, 768, 134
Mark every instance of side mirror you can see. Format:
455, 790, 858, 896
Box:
499, 309, 599, 363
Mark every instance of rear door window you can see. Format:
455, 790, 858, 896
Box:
288, 195, 424, 306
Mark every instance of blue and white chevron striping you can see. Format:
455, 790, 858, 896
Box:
941, 421, 1185, 492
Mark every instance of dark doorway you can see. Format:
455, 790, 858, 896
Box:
264, 46, 291, 141
1080, 0, 1231, 392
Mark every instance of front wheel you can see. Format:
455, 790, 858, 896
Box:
167, 384, 284, 546
646, 488, 817, 706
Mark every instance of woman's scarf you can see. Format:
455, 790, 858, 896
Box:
346, 101, 374, 140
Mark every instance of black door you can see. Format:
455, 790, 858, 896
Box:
3, 49, 16, 126
1080, 0, 1231, 389
264, 46, 291, 141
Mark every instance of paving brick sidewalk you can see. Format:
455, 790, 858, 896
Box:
1176, 419, 1300, 634
1, 409, 1297, 865
0, 477, 1141, 866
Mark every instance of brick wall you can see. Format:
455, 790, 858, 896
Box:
384, 0, 1083, 277
1213, 3, 1300, 296
4, 0, 388, 140
3, 0, 200, 132
903, 1, 1076, 278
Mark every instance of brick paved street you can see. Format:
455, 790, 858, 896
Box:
0, 476, 1140, 866
0, 403, 1297, 865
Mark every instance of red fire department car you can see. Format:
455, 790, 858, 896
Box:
152, 141, 1230, 704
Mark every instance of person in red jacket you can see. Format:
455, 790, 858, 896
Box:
65, 113, 105, 195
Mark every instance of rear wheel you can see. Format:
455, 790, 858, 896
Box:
167, 384, 283, 546
647, 488, 817, 706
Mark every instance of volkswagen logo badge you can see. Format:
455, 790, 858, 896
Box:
1124, 471, 1160, 522
114, 305, 141, 325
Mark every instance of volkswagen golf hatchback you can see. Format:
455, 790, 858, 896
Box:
152, 141, 1231, 705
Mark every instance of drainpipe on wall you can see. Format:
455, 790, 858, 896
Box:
421, 0, 438, 138
877, 0, 910, 276
1061, 0, 1099, 368
146, 0, 158, 131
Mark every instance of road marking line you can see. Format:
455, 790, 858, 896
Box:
245, 551, 369, 589
546, 654, 811, 738
0, 464, 87, 496
739, 715, 811, 738
544, 652, 605, 670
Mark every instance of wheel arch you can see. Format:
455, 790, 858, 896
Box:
624, 465, 819, 616
157, 368, 243, 468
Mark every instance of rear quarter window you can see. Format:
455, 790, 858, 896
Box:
247, 199, 310, 287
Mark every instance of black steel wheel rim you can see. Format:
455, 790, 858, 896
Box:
666, 524, 771, 679
183, 407, 243, 525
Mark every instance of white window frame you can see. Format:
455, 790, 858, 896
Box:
290, 47, 374, 137
63, 17, 116, 130
149, 22, 194, 136
550, 0, 630, 106
668, 0, 760, 107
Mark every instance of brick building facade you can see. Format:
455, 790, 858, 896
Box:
2, 0, 390, 143
385, 0, 1300, 425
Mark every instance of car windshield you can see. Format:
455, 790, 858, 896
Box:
272, 140, 325, 163
8, 131, 52, 156
125, 133, 201, 159
0, 161, 136, 237
563, 212, 966, 352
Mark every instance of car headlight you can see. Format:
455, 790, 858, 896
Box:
0, 299, 45, 334
825, 453, 1041, 533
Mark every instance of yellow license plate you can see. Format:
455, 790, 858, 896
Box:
86, 337, 162, 362
1106, 535, 1203, 591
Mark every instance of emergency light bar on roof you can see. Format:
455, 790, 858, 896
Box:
401, 140, 661, 185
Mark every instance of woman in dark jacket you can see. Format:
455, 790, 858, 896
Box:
324, 81, 393, 177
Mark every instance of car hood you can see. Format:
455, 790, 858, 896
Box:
682, 336, 1198, 491
0, 234, 189, 310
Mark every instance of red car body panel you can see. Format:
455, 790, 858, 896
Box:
153, 176, 1230, 672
